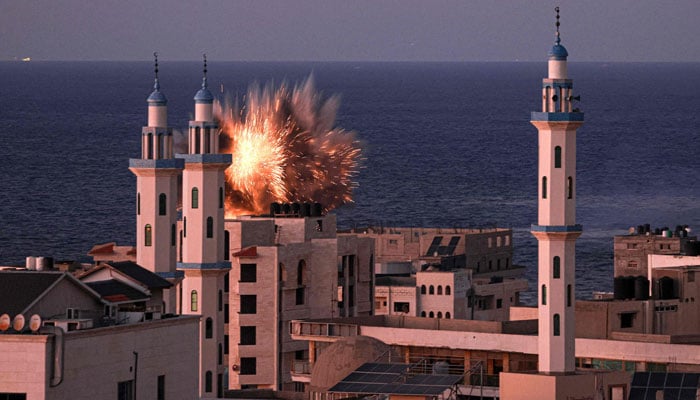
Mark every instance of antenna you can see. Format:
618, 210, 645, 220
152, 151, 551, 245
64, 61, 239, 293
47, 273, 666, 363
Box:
555, 6, 561, 45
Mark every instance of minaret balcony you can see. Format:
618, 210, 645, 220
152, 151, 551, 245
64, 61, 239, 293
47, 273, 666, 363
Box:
531, 224, 582, 233
176, 153, 233, 165
129, 158, 185, 169
531, 112, 584, 122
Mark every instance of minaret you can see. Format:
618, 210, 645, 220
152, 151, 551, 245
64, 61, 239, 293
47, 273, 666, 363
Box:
129, 53, 184, 313
531, 8, 583, 374
176, 55, 231, 398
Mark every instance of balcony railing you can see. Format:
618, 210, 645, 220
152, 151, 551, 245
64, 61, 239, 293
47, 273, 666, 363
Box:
292, 360, 312, 375
290, 320, 360, 338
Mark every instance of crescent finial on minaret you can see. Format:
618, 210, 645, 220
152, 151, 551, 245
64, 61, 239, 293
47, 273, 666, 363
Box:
153, 52, 160, 90
555, 7, 561, 45
202, 53, 208, 89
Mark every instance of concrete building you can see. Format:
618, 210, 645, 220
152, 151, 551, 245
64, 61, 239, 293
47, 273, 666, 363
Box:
0, 270, 199, 400
223, 213, 374, 393
613, 225, 695, 277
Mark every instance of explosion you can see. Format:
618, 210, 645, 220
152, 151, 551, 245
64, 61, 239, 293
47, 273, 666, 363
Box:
215, 76, 361, 217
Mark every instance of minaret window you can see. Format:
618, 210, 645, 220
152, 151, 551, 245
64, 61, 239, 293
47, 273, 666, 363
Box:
205, 318, 213, 339
183, 217, 187, 237
159, 193, 167, 215
206, 217, 214, 238
567, 285, 572, 307
192, 188, 199, 209
147, 133, 153, 159
145, 224, 152, 247
542, 176, 548, 199
541, 285, 547, 305
421, 311, 426, 317
437, 286, 443, 295
420, 285, 426, 294
205, 371, 212, 392
553, 256, 561, 278
218, 290, 223, 311
554, 146, 562, 168
194, 127, 201, 153
171, 224, 176, 246
446, 312, 451, 319
553, 314, 560, 336
218, 344, 223, 365
137, 193, 141, 215
429, 311, 434, 318
219, 187, 224, 209
567, 177, 573, 199
437, 312, 443, 318
429, 285, 435, 295
445, 285, 451, 295
191, 290, 198, 312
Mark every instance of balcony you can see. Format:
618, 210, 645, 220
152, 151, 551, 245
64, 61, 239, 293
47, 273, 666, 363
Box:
290, 320, 360, 341
290, 360, 312, 383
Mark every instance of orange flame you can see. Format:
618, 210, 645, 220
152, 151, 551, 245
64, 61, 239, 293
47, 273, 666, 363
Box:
215, 76, 361, 217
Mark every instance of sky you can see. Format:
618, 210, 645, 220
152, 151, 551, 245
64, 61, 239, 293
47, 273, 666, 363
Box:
2, 0, 700, 62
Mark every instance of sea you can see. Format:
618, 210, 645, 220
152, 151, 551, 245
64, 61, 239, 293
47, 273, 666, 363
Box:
1, 61, 699, 304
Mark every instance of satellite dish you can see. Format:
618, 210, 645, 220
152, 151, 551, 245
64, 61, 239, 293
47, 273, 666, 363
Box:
13, 314, 25, 332
29, 314, 42, 332
0, 314, 10, 331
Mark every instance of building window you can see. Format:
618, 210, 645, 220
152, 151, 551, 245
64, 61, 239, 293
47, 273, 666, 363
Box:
240, 295, 256, 314
542, 176, 547, 199
445, 285, 451, 295
393, 302, 410, 313
218, 343, 223, 365
191, 188, 199, 209
429, 285, 435, 295
296, 287, 305, 306
137, 193, 140, 215
206, 217, 213, 238
205, 371, 212, 392
421, 311, 426, 317
219, 187, 224, 209
553, 314, 560, 336
183, 217, 187, 237
191, 290, 198, 312
567, 284, 572, 307
157, 375, 165, 400
240, 357, 256, 375
445, 312, 451, 319
496, 299, 503, 309
554, 146, 562, 168
240, 264, 256, 282
553, 256, 561, 278
688, 271, 695, 283
240, 326, 256, 345
316, 220, 323, 232
204, 318, 214, 339
171, 224, 176, 246
567, 176, 573, 199
224, 272, 229, 293
420, 285, 426, 294
620, 312, 635, 328
224, 303, 229, 323
297, 260, 305, 286
279, 263, 287, 284
159, 193, 167, 215
224, 335, 229, 354
429, 311, 434, 318
218, 290, 223, 311
437, 312, 443, 318
541, 285, 547, 305
118, 380, 134, 400
437, 285, 443, 295
224, 231, 230, 260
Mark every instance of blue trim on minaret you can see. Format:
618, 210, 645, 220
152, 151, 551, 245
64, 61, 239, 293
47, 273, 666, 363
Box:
157, 271, 185, 279
531, 224, 582, 233
177, 262, 231, 270
175, 153, 232, 164
129, 158, 185, 169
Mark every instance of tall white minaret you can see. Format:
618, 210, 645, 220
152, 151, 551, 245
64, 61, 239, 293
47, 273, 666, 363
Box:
129, 53, 184, 313
531, 7, 583, 374
176, 55, 231, 398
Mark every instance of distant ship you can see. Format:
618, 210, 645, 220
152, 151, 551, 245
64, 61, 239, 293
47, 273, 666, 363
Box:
21, 57, 31, 62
